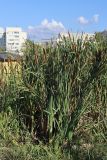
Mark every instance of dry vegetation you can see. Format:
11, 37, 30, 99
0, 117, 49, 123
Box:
0, 34, 107, 160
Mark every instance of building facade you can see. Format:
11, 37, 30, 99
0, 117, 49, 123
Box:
0, 27, 27, 54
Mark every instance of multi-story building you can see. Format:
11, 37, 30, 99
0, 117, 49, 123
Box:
0, 27, 27, 54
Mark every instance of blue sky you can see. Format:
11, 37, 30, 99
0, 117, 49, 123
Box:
0, 0, 107, 40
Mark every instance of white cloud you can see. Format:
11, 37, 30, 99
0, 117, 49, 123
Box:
41, 19, 65, 30
78, 14, 99, 25
41, 19, 48, 26
78, 16, 89, 25
27, 19, 66, 41
28, 26, 35, 29
92, 14, 99, 23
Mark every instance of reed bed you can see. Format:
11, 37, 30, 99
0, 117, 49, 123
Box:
0, 34, 107, 159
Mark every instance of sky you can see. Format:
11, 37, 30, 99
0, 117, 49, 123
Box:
0, 0, 107, 40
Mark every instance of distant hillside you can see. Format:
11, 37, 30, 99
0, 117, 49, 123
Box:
95, 30, 107, 40
101, 30, 107, 37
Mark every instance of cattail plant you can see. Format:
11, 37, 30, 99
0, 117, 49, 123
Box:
0, 34, 107, 149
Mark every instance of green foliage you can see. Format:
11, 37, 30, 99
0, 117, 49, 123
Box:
0, 35, 107, 159
0, 47, 5, 53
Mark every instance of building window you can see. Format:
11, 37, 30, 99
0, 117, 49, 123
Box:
9, 39, 14, 41
15, 35, 19, 38
8, 43, 14, 45
14, 32, 19, 34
